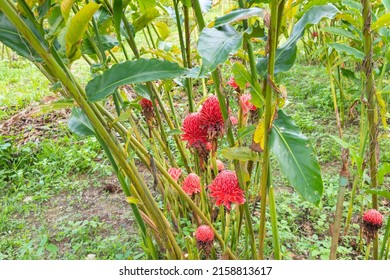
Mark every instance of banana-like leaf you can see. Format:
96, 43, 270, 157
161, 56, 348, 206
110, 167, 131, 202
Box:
257, 4, 339, 77
60, 0, 76, 21
373, 13, 390, 30
65, 2, 101, 60
269, 110, 324, 205
198, 25, 243, 76
328, 42, 364, 61
68, 108, 95, 136
133, 7, 160, 32
214, 8, 265, 27
136, 0, 156, 12
364, 189, 390, 200
0, 13, 42, 62
86, 59, 188, 102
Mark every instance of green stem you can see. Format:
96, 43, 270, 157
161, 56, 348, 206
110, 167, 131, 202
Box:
329, 174, 348, 259
258, 0, 281, 260
269, 186, 281, 259
361, 0, 379, 259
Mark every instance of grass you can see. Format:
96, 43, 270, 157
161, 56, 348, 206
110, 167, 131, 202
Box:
0, 52, 389, 259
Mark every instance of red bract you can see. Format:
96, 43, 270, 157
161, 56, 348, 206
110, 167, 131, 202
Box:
200, 96, 224, 140
195, 225, 214, 243
208, 170, 245, 210
363, 209, 383, 227
240, 94, 257, 115
362, 209, 383, 242
140, 98, 153, 109
182, 113, 208, 147
182, 173, 201, 195
228, 76, 239, 89
139, 98, 154, 122
168, 168, 182, 182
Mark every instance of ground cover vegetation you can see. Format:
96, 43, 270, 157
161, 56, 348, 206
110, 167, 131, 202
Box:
0, 0, 389, 260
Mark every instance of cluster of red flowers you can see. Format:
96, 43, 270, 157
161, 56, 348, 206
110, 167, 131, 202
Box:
208, 170, 245, 210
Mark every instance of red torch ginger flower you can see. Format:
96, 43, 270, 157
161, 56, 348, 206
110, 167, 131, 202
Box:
195, 225, 214, 258
200, 96, 225, 140
168, 168, 182, 182
195, 225, 214, 243
240, 93, 257, 115
363, 209, 383, 242
139, 98, 155, 123
228, 76, 239, 89
182, 173, 201, 195
208, 170, 245, 210
182, 113, 208, 147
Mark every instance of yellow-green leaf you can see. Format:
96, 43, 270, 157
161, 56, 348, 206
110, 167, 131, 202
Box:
127, 196, 141, 205
154, 22, 170, 40
133, 7, 160, 32
65, 2, 101, 60
61, 0, 76, 21
253, 117, 266, 152
373, 13, 390, 30
377, 92, 388, 129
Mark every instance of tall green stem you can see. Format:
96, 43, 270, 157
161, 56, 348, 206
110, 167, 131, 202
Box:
258, 0, 282, 260
361, 0, 379, 259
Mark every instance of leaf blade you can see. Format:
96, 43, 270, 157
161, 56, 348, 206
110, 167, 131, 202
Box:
269, 110, 324, 205
86, 59, 187, 102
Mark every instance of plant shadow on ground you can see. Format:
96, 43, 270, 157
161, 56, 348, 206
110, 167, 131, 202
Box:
0, 58, 388, 259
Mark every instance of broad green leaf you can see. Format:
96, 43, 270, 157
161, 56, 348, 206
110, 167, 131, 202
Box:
378, 163, 390, 185
257, 4, 339, 77
86, 59, 187, 102
323, 26, 359, 41
113, 0, 123, 42
0, 13, 42, 62
198, 25, 243, 76
60, 0, 76, 20
214, 8, 265, 27
65, 2, 101, 60
133, 7, 160, 32
257, 44, 297, 77
222, 147, 260, 161
37, 0, 51, 19
328, 43, 364, 61
373, 13, 390, 30
68, 108, 95, 136
364, 189, 390, 200
81, 35, 118, 56
269, 110, 324, 205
